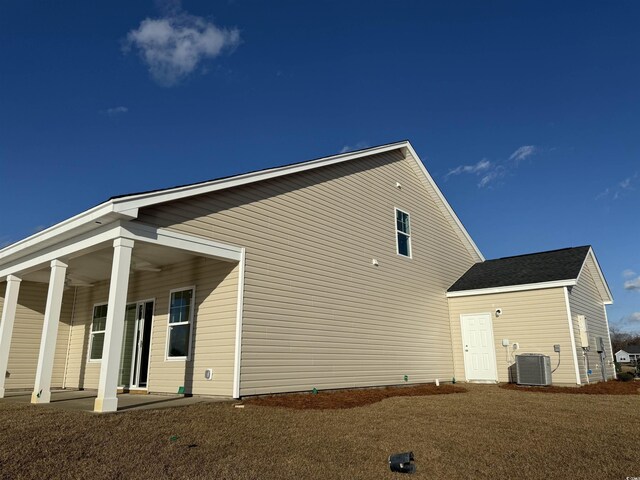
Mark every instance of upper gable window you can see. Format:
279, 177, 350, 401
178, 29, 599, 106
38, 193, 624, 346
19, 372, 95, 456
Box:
395, 208, 411, 258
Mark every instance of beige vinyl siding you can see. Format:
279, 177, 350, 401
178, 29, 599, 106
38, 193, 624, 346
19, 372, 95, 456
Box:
448, 288, 579, 385
0, 281, 72, 391
568, 258, 615, 382
63, 257, 237, 396
136, 149, 477, 395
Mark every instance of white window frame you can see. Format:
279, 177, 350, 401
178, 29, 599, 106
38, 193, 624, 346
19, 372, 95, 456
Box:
395, 207, 412, 258
88, 302, 108, 363
165, 286, 196, 362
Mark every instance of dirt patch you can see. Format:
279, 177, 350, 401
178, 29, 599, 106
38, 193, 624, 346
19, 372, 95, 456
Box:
243, 383, 467, 409
500, 379, 640, 395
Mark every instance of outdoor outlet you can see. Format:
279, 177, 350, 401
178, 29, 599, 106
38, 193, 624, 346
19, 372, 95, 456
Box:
501, 338, 510, 347
204, 369, 213, 381
553, 344, 561, 353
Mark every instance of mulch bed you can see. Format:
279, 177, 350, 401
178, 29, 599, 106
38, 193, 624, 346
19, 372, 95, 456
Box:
243, 383, 467, 409
500, 380, 640, 395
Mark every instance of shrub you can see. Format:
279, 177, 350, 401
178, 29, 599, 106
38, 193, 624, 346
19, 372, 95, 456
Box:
618, 372, 634, 382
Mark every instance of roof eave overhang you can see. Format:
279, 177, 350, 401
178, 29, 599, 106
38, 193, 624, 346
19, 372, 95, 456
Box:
446, 279, 577, 298
0, 203, 139, 268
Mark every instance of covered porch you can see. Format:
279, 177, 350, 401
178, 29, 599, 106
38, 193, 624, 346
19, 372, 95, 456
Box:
0, 220, 245, 412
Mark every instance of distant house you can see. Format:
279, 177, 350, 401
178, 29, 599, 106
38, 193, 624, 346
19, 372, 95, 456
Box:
0, 140, 615, 413
615, 346, 640, 363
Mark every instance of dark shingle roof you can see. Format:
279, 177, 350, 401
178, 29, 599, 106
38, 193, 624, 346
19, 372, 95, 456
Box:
448, 246, 591, 292
624, 345, 640, 354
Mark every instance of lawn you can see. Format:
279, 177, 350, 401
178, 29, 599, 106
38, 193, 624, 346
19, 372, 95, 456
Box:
0, 383, 638, 479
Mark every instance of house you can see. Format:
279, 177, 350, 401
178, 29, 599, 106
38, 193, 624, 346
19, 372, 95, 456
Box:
447, 247, 614, 384
615, 346, 640, 363
0, 140, 615, 412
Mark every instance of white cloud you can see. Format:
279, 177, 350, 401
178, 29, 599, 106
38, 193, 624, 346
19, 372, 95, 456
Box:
339, 141, 369, 154
478, 170, 503, 188
446, 159, 491, 177
623, 269, 636, 279
445, 145, 538, 188
509, 145, 537, 163
124, 10, 241, 86
596, 171, 638, 201
104, 106, 128, 116
624, 277, 640, 291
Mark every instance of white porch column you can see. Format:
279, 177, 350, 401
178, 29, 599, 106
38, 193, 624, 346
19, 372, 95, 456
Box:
32, 260, 67, 404
0, 275, 22, 398
94, 238, 134, 413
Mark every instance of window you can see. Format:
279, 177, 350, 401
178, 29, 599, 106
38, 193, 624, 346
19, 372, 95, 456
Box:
89, 304, 108, 361
395, 209, 411, 257
166, 287, 195, 360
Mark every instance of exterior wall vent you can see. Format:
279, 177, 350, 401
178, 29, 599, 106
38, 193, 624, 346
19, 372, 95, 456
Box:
515, 354, 552, 386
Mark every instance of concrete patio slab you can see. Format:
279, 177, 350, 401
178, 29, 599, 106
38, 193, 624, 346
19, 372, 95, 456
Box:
0, 389, 229, 412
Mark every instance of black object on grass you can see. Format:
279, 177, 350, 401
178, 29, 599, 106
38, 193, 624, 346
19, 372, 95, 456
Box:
389, 452, 416, 474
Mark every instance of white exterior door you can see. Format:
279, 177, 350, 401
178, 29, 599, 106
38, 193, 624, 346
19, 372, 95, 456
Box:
461, 313, 498, 381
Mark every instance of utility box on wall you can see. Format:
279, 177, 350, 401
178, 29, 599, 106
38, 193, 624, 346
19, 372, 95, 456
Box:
577, 315, 589, 348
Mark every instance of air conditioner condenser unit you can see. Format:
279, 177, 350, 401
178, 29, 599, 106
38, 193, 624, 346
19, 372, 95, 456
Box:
515, 354, 552, 386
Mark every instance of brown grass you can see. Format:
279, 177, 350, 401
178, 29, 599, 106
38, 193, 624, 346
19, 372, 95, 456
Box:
500, 379, 640, 395
1, 383, 640, 479
244, 383, 466, 409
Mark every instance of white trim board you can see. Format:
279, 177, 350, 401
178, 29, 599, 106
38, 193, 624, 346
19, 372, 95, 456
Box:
0, 221, 242, 280
563, 287, 582, 385
576, 248, 613, 304
232, 248, 246, 399
446, 279, 577, 298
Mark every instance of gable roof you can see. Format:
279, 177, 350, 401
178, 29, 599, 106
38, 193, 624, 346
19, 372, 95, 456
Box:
623, 345, 640, 354
447, 246, 613, 304
0, 140, 484, 272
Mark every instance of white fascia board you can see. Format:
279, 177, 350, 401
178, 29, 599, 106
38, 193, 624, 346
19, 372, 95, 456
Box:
577, 247, 614, 304
0, 221, 126, 280
111, 142, 410, 213
0, 220, 243, 281
403, 143, 484, 262
446, 279, 577, 298
0, 203, 137, 266
121, 222, 242, 262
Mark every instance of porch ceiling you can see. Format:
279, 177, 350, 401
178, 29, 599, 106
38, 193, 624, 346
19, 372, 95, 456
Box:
21, 242, 196, 286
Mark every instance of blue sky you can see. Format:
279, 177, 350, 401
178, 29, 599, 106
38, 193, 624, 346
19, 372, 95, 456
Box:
1, 1, 638, 331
